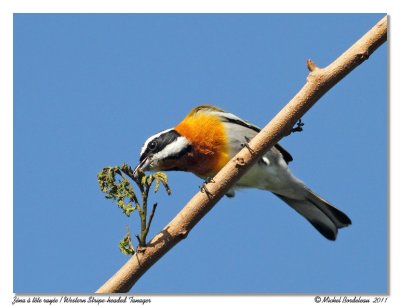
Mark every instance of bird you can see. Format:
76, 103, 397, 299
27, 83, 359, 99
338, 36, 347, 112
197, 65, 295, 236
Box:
134, 104, 351, 240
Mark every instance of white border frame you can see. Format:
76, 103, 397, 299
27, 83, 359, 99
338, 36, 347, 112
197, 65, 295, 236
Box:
1, 1, 397, 305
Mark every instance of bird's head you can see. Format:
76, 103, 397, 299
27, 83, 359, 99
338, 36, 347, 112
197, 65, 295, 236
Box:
134, 104, 230, 178
134, 128, 192, 175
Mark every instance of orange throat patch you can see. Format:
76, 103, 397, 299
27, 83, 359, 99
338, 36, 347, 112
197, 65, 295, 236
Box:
175, 112, 229, 178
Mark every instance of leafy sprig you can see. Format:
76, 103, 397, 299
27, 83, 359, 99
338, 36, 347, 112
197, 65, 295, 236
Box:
98, 164, 171, 254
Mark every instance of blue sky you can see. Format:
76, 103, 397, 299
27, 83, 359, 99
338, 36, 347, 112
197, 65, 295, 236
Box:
13, 13, 387, 294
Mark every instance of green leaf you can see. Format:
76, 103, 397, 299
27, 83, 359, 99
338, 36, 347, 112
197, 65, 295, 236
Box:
119, 230, 135, 256
154, 172, 171, 195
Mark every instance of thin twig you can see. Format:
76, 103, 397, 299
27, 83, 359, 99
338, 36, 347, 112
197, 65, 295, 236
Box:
144, 203, 158, 240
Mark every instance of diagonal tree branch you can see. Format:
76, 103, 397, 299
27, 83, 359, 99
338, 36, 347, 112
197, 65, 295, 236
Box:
96, 16, 387, 293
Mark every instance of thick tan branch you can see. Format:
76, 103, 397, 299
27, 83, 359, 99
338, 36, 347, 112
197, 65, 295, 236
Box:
96, 16, 387, 293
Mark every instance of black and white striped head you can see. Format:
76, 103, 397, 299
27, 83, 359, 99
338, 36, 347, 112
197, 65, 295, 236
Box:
134, 129, 192, 174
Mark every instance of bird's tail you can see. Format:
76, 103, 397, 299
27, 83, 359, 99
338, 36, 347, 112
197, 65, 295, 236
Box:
273, 189, 351, 240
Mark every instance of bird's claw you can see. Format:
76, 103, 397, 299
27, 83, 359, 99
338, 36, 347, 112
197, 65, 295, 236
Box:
240, 136, 255, 154
199, 177, 215, 198
291, 118, 304, 134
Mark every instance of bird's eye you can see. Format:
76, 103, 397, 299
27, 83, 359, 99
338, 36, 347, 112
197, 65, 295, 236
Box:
148, 140, 157, 151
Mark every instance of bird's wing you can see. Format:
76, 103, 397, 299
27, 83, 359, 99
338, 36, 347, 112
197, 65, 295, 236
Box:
213, 110, 293, 164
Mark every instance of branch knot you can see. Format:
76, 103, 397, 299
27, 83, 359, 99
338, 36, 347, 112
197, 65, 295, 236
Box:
306, 59, 319, 72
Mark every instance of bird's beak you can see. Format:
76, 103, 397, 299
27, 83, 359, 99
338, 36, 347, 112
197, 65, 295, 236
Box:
133, 156, 152, 178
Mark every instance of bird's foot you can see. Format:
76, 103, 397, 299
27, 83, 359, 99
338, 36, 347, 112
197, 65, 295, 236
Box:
290, 118, 304, 134
199, 177, 215, 198
240, 136, 255, 154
